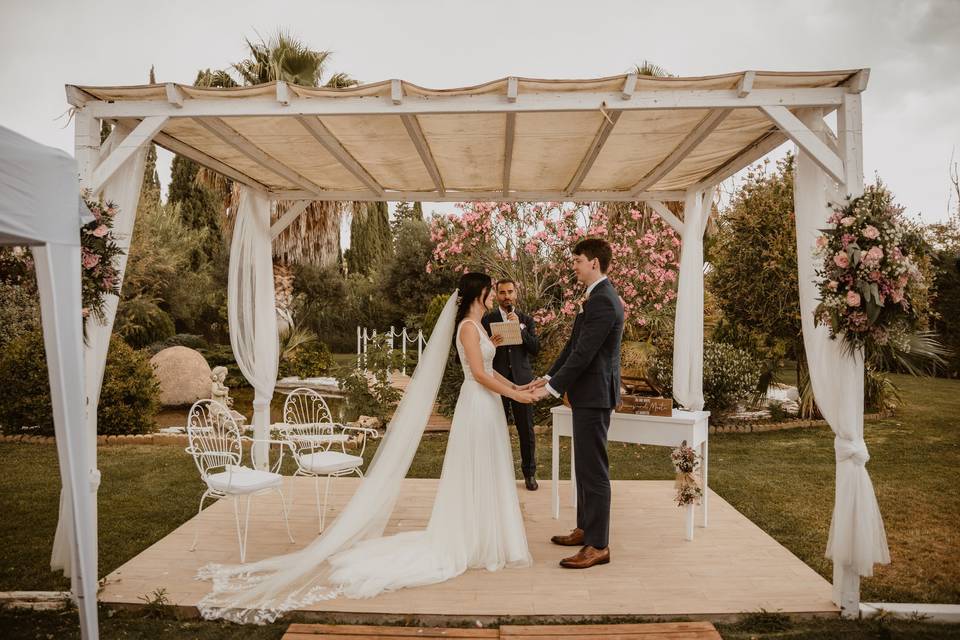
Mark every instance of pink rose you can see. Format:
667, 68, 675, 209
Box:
841, 216, 855, 227
81, 251, 100, 269
846, 290, 861, 307
816, 236, 828, 249
833, 252, 850, 268
91, 225, 109, 238
827, 280, 839, 291
862, 225, 879, 240
891, 290, 903, 304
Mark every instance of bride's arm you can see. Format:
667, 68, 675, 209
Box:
492, 370, 516, 390
459, 323, 535, 404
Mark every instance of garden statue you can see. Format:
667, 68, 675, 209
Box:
210, 366, 246, 425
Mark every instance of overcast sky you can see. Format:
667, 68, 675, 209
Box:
2, 0, 958, 224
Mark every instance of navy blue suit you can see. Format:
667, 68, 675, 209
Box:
547, 278, 624, 548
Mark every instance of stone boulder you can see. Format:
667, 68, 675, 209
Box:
150, 346, 212, 407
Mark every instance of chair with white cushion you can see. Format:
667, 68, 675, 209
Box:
185, 399, 294, 562
279, 387, 379, 532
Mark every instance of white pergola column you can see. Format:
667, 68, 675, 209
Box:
793, 99, 889, 617
53, 111, 153, 585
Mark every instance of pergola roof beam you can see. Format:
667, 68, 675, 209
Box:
141, 125, 271, 193
270, 200, 311, 239
761, 105, 844, 183
565, 108, 621, 196
737, 71, 756, 98
91, 115, 168, 194
195, 116, 328, 196
271, 188, 687, 202
621, 73, 637, 100
691, 129, 786, 191
630, 108, 731, 196
646, 200, 684, 233
82, 87, 849, 119
502, 113, 516, 197
400, 114, 445, 195
295, 115, 385, 197
165, 83, 185, 108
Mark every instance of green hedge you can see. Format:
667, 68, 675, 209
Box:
0, 330, 160, 436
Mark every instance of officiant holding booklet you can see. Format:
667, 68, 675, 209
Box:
482, 278, 541, 490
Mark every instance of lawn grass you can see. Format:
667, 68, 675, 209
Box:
0, 373, 956, 607
3, 607, 960, 640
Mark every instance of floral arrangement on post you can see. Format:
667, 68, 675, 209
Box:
670, 440, 702, 507
814, 184, 925, 354
81, 190, 125, 326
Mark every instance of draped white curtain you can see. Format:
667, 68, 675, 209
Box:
672, 189, 709, 411
228, 187, 279, 469
794, 150, 890, 588
51, 130, 148, 577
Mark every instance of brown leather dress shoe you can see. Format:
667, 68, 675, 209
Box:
550, 528, 585, 546
560, 545, 610, 569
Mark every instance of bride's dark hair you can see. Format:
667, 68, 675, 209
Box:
455, 272, 492, 328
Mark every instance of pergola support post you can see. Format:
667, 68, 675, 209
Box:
795, 100, 882, 619
53, 108, 154, 591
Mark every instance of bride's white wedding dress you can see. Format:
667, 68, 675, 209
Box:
326, 319, 531, 596
196, 295, 530, 624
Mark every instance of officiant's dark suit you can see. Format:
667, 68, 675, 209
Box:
546, 276, 624, 550
482, 307, 540, 484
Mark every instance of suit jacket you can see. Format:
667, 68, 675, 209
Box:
481, 308, 539, 385
547, 278, 624, 409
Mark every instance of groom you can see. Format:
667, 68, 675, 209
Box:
529, 238, 623, 569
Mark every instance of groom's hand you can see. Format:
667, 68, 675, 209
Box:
531, 386, 551, 402
527, 377, 548, 390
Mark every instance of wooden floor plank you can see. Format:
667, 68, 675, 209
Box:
283, 624, 499, 640
99, 478, 837, 620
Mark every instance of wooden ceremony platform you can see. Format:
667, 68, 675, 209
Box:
99, 478, 838, 622
281, 622, 723, 639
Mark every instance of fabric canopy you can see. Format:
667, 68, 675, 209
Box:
0, 127, 90, 242
0, 126, 98, 639
67, 70, 864, 200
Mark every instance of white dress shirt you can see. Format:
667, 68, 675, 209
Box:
544, 276, 607, 398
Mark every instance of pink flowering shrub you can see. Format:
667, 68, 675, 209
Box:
81, 191, 125, 325
814, 184, 926, 352
428, 202, 680, 339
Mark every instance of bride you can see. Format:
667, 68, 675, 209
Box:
198, 272, 537, 624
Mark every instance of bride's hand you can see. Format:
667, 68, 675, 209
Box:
511, 389, 537, 404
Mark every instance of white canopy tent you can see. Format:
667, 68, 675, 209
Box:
0, 126, 98, 640
56, 68, 886, 638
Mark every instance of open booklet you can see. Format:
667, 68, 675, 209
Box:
489, 320, 523, 346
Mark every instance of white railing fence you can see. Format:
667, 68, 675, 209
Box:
356, 326, 427, 375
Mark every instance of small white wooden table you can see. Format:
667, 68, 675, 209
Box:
550, 405, 710, 540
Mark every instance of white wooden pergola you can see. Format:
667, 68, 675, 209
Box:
61, 68, 887, 639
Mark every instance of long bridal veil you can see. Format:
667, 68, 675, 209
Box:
197, 292, 459, 624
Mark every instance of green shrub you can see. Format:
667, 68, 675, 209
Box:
0, 281, 40, 351
652, 341, 762, 413
115, 298, 175, 349
0, 330, 160, 436
335, 334, 403, 423
279, 341, 336, 378
145, 333, 208, 355
97, 336, 161, 435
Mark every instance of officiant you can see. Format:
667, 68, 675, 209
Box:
482, 278, 540, 490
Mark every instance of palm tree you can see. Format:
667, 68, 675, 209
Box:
631, 60, 674, 78
198, 31, 360, 267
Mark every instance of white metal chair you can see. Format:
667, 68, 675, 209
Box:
185, 399, 294, 562
279, 387, 379, 532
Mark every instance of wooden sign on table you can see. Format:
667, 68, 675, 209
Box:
618, 395, 673, 416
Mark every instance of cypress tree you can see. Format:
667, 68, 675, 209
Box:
348, 201, 393, 275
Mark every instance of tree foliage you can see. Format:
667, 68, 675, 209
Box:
708, 156, 801, 389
